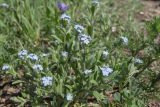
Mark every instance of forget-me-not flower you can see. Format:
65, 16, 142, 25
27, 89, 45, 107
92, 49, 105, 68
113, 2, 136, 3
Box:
102, 50, 109, 58
2, 64, 10, 71
57, 2, 68, 12
61, 51, 68, 57
32, 64, 43, 71
74, 24, 84, 33
92, 0, 99, 5
84, 69, 92, 75
27, 53, 38, 61
78, 34, 91, 45
18, 50, 28, 59
120, 36, 128, 45
41, 76, 53, 86
60, 14, 71, 23
100, 66, 113, 76
0, 3, 9, 8
134, 58, 143, 64
66, 93, 73, 101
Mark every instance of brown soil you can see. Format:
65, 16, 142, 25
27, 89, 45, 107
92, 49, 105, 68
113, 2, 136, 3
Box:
139, 1, 160, 106
136, 0, 160, 21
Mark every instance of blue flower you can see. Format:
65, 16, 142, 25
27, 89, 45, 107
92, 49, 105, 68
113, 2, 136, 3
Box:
32, 64, 43, 71
66, 93, 73, 101
57, 2, 68, 12
61, 51, 68, 57
78, 34, 91, 45
120, 36, 128, 45
27, 53, 38, 61
92, 0, 99, 5
74, 24, 84, 33
60, 14, 71, 23
100, 66, 113, 76
0, 3, 9, 8
2, 64, 10, 71
134, 58, 143, 64
41, 76, 53, 86
18, 50, 28, 59
102, 50, 109, 59
84, 69, 92, 75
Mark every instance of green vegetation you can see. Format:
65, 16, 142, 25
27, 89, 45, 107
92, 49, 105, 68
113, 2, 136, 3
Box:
0, 0, 160, 106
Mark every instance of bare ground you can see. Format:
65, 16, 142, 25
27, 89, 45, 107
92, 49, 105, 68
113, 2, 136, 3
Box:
139, 1, 160, 107
136, 0, 160, 21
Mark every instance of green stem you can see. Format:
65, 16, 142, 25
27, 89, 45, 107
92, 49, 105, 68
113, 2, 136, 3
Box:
82, 45, 86, 71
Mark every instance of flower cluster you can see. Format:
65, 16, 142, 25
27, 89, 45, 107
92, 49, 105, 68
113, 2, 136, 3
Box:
74, 24, 91, 45
2, 64, 10, 71
58, 3, 91, 45
60, 14, 71, 23
41, 76, 53, 86
78, 34, 91, 45
27, 53, 39, 61
18, 50, 39, 61
32, 64, 43, 71
74, 24, 84, 33
18, 50, 28, 59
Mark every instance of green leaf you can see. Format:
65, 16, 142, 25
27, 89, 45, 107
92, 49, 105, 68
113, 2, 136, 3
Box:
90, 79, 98, 85
114, 92, 121, 102
93, 91, 105, 101
12, 80, 25, 85
51, 34, 63, 43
